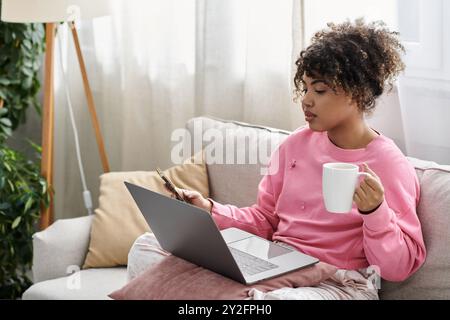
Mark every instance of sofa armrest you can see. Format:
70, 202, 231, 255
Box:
32, 216, 93, 283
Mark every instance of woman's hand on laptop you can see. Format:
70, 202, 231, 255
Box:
165, 185, 213, 214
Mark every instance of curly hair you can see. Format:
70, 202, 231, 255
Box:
293, 18, 405, 114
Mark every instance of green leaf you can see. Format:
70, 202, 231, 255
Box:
7, 179, 15, 192
0, 118, 12, 127
24, 197, 33, 213
22, 77, 33, 90
41, 180, 47, 194
3, 126, 12, 136
0, 78, 11, 85
4, 162, 12, 172
33, 60, 41, 70
22, 68, 34, 77
23, 60, 33, 68
11, 216, 21, 229
22, 39, 32, 50
26, 139, 42, 152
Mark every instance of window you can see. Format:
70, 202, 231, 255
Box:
398, 0, 449, 80
303, 0, 450, 80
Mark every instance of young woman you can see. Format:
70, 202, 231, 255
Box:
163, 19, 426, 299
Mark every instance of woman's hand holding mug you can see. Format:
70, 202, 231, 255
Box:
353, 163, 385, 214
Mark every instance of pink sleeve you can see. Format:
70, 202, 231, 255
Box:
208, 145, 285, 240
361, 163, 426, 282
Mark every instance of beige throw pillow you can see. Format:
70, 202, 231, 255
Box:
83, 151, 209, 268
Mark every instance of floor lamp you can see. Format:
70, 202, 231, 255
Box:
1, 0, 111, 230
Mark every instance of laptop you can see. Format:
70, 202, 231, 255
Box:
124, 182, 319, 285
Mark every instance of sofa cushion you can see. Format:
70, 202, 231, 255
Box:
185, 117, 289, 207
83, 151, 209, 268
22, 267, 127, 300
32, 216, 93, 283
380, 158, 450, 299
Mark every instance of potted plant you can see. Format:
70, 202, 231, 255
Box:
0, 4, 50, 299
0, 120, 50, 299
0, 15, 45, 128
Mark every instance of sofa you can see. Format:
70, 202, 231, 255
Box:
22, 116, 450, 300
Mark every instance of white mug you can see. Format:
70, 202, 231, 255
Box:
322, 162, 371, 213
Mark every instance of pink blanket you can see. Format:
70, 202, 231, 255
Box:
110, 255, 337, 300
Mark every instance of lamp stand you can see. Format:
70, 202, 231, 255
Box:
69, 21, 110, 173
40, 23, 56, 230
39, 22, 110, 230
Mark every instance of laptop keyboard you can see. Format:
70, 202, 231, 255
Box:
229, 247, 278, 276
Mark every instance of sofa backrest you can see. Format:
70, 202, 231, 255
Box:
185, 116, 450, 300
380, 158, 450, 299
185, 116, 290, 207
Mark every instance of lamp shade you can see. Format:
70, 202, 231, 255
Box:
1, 0, 111, 23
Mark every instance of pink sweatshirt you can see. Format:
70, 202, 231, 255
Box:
209, 127, 426, 281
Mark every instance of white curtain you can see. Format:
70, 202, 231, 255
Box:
53, 0, 304, 219
396, 0, 450, 166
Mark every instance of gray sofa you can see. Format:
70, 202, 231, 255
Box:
22, 116, 450, 299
